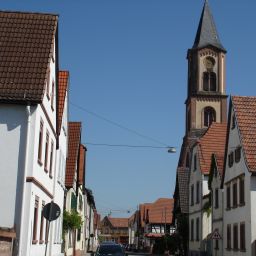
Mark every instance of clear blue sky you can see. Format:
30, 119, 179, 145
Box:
2, 1, 256, 217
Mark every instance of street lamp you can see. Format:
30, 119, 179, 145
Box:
167, 147, 176, 153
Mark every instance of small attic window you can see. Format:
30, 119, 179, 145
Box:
231, 114, 236, 130
228, 152, 234, 168
235, 146, 241, 163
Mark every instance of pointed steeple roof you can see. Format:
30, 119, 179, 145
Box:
193, 1, 225, 51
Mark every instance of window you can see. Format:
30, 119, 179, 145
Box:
239, 178, 245, 205
226, 185, 231, 209
46, 70, 50, 99
40, 202, 45, 243
194, 154, 197, 171
227, 224, 231, 250
203, 71, 217, 91
32, 196, 39, 243
240, 223, 246, 251
228, 152, 234, 168
231, 114, 236, 129
215, 188, 219, 209
196, 182, 200, 204
204, 107, 216, 127
196, 218, 199, 241
191, 185, 194, 206
191, 219, 194, 241
71, 193, 77, 210
49, 140, 54, 178
38, 121, 43, 163
233, 224, 238, 250
44, 131, 49, 171
235, 147, 241, 163
51, 81, 55, 110
233, 183, 238, 208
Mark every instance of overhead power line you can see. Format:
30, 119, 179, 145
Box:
70, 101, 169, 147
84, 142, 171, 149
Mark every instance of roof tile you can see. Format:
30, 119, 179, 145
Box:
232, 96, 256, 172
65, 122, 81, 188
197, 122, 227, 174
57, 71, 69, 134
0, 11, 58, 103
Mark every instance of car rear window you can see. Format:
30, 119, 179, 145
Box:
98, 245, 123, 254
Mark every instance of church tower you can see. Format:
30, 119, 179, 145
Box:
185, 0, 227, 136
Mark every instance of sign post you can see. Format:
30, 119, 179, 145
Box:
211, 229, 221, 256
42, 201, 61, 256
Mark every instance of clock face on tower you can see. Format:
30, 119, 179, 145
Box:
204, 57, 215, 70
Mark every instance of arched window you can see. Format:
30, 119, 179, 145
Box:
202, 56, 217, 92
204, 107, 216, 127
203, 72, 216, 91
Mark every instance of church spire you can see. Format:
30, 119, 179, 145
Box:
193, 1, 225, 51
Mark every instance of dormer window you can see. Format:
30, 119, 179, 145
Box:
228, 152, 234, 168
235, 146, 241, 163
231, 114, 236, 130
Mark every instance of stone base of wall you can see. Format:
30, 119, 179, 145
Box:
0, 237, 13, 256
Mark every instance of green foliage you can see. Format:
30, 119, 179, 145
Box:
203, 199, 212, 218
174, 213, 189, 256
63, 210, 83, 233
152, 234, 180, 255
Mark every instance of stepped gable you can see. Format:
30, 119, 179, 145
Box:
58, 71, 69, 134
197, 122, 227, 174
65, 122, 81, 187
0, 11, 58, 103
232, 96, 256, 172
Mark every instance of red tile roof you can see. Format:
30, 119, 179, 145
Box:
176, 167, 189, 214
0, 11, 58, 103
197, 122, 227, 174
108, 217, 129, 228
78, 144, 86, 186
147, 198, 173, 224
232, 96, 256, 172
65, 122, 81, 188
57, 71, 69, 134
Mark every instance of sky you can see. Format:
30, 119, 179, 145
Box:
2, 1, 256, 218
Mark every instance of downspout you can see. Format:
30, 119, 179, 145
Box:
18, 104, 31, 256
48, 137, 59, 256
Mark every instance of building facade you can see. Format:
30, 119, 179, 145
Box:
0, 11, 64, 256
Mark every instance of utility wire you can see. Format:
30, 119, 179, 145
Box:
70, 101, 169, 147
84, 142, 170, 149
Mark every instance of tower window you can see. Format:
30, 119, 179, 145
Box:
203, 56, 217, 92
203, 107, 216, 127
203, 72, 216, 91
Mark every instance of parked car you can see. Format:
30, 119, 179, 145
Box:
95, 243, 126, 256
